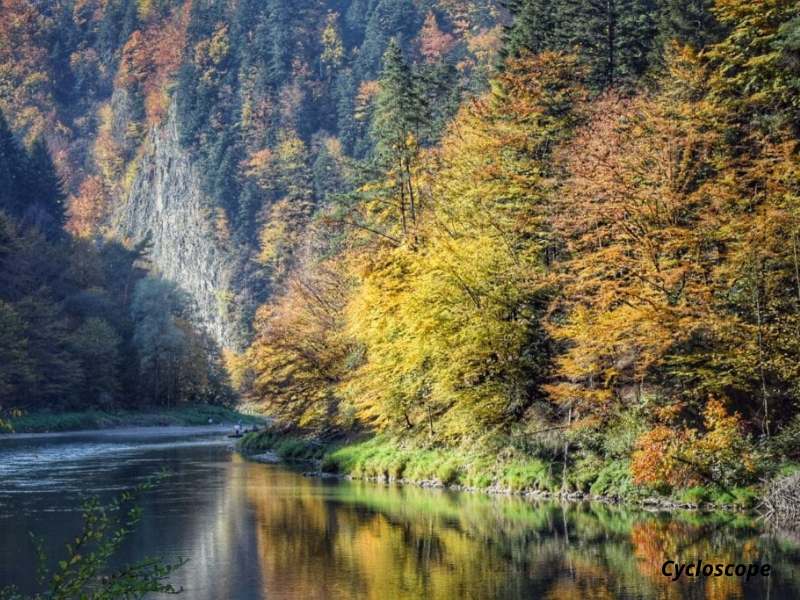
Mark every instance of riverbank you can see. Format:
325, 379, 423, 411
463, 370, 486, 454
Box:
238, 430, 772, 512
3, 404, 264, 433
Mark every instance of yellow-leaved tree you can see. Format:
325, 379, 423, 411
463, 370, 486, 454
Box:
342, 53, 586, 441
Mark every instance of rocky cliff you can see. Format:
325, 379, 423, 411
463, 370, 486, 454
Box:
114, 107, 253, 352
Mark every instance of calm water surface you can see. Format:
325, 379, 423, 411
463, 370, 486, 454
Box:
0, 428, 798, 599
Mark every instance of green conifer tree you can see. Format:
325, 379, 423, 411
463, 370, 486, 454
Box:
564, 0, 659, 88
24, 137, 67, 237
0, 110, 25, 216
500, 0, 564, 62
658, 0, 722, 51
371, 40, 427, 160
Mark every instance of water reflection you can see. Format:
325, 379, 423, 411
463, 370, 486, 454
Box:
238, 466, 800, 600
1, 432, 798, 599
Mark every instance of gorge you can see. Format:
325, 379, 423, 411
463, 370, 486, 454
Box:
2, 1, 800, 597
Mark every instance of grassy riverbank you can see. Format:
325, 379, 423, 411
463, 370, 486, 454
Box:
238, 430, 771, 511
3, 404, 263, 433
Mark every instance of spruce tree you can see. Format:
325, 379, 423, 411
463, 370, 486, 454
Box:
0, 109, 33, 220
500, 0, 564, 63
367, 39, 429, 240
501, 0, 660, 89
266, 0, 291, 88
0, 110, 20, 214
658, 0, 722, 51
371, 40, 427, 160
562, 0, 659, 88
356, 0, 420, 78
24, 137, 67, 236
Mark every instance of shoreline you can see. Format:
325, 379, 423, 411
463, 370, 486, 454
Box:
3, 404, 264, 434
0, 424, 246, 440
269, 458, 753, 514
239, 432, 765, 515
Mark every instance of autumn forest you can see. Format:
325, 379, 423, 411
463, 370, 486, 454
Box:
2, 0, 800, 502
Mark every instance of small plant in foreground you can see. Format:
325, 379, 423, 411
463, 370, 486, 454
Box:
0, 472, 186, 600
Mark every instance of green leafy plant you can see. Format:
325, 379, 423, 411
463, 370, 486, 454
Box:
0, 473, 186, 600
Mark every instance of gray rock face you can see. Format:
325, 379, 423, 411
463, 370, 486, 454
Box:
114, 108, 249, 351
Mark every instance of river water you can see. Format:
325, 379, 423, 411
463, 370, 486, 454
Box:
0, 428, 798, 599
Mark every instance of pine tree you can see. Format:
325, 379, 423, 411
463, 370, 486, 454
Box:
500, 0, 564, 63
657, 0, 722, 51
0, 109, 25, 216
23, 137, 67, 237
564, 0, 659, 88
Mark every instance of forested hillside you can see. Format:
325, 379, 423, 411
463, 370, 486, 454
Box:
2, 0, 800, 496
0, 110, 230, 415
242, 0, 800, 496
0, 0, 500, 414
0, 0, 500, 354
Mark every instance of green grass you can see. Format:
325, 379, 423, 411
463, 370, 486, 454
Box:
499, 459, 559, 493
323, 440, 645, 498
241, 432, 765, 512
677, 486, 712, 505
5, 405, 263, 433
239, 430, 326, 461
323, 438, 559, 492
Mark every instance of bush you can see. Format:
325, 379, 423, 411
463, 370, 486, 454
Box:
602, 410, 648, 459
678, 486, 711, 505
731, 487, 759, 509
631, 399, 757, 489
570, 455, 604, 492
590, 460, 636, 498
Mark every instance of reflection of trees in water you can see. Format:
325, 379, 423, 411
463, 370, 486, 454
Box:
242, 469, 797, 600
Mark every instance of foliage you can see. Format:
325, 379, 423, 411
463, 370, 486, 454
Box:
0, 106, 231, 413
0, 475, 186, 600
243, 1, 800, 497
246, 256, 352, 431
631, 399, 758, 489
4, 0, 800, 499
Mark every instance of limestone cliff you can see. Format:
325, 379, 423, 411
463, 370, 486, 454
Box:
114, 108, 256, 352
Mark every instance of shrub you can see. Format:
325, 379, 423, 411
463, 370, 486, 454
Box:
436, 460, 462, 486
570, 455, 603, 492
678, 486, 711, 505
632, 399, 757, 489
590, 460, 636, 498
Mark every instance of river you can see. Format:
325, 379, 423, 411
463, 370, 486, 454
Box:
0, 428, 797, 599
